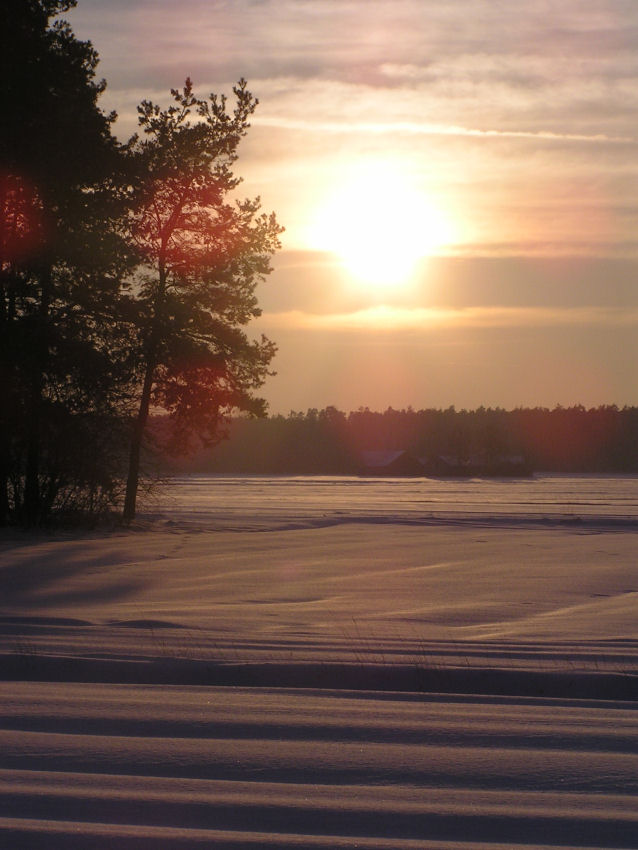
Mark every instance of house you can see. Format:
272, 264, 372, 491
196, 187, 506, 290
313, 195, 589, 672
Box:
421, 454, 472, 476
421, 453, 533, 477
359, 450, 425, 476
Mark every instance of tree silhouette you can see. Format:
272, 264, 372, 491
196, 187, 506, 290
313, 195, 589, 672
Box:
1, 0, 134, 524
122, 79, 282, 521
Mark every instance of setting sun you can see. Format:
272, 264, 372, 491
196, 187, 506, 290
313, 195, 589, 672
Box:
308, 163, 454, 290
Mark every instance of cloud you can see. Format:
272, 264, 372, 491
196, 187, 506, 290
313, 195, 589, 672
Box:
259, 252, 638, 316
72, 1, 638, 141
254, 305, 638, 333
62, 0, 638, 412
68, 0, 638, 260
252, 115, 633, 144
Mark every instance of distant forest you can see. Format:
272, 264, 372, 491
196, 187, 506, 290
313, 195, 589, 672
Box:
163, 405, 638, 475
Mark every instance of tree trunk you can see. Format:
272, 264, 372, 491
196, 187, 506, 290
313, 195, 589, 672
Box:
23, 401, 41, 525
0, 467, 9, 525
123, 250, 168, 523
122, 361, 155, 523
24, 264, 51, 526
0, 269, 18, 524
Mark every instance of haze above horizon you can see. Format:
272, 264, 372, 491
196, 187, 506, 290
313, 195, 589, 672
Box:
69, 0, 638, 413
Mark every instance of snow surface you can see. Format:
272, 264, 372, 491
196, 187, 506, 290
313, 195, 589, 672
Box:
0, 475, 637, 848
144, 473, 638, 530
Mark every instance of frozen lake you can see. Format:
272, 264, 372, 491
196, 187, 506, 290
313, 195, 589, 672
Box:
144, 473, 638, 530
2, 474, 638, 848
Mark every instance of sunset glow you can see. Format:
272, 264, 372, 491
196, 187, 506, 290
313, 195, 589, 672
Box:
66, 0, 638, 412
8, 5, 638, 843
308, 164, 454, 291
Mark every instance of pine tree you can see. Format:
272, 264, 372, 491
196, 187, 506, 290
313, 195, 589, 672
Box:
0, 0, 135, 524
122, 79, 282, 521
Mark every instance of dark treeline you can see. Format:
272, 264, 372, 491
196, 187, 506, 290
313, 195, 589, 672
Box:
168, 405, 638, 475
1, 1, 280, 525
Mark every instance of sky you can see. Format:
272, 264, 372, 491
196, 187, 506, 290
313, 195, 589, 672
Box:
68, 0, 638, 413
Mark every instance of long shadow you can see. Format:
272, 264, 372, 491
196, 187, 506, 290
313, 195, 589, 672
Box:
0, 537, 148, 608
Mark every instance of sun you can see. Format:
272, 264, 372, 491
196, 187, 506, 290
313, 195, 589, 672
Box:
308, 163, 453, 291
